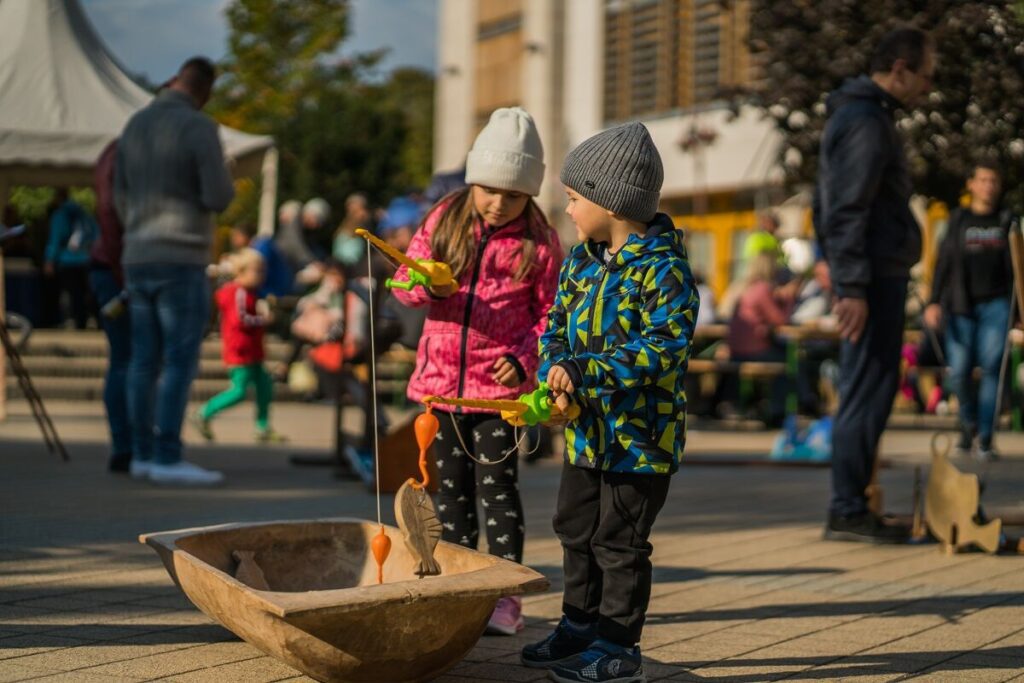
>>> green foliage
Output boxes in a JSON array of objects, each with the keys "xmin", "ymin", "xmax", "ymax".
[
  {"xmin": 212, "ymin": 0, "xmax": 351, "ymax": 134},
  {"xmin": 747, "ymin": 1, "xmax": 1024, "ymax": 210},
  {"xmin": 381, "ymin": 67, "xmax": 436, "ymax": 191},
  {"xmin": 9, "ymin": 187, "xmax": 95, "ymax": 223},
  {"xmin": 211, "ymin": 0, "xmax": 435, "ymax": 222}
]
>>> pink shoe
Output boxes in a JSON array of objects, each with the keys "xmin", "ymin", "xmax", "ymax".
[{"xmin": 485, "ymin": 596, "xmax": 524, "ymax": 635}]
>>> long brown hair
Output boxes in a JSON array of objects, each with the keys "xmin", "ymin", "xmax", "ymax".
[{"xmin": 426, "ymin": 186, "xmax": 551, "ymax": 282}]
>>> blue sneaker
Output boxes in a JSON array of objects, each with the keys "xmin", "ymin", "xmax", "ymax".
[
  {"xmin": 547, "ymin": 639, "xmax": 645, "ymax": 683},
  {"xmin": 521, "ymin": 617, "xmax": 596, "ymax": 668}
]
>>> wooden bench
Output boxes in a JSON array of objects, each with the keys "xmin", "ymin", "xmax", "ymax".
[{"xmin": 687, "ymin": 358, "xmax": 786, "ymax": 416}]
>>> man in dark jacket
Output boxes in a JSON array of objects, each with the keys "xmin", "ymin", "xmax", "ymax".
[
  {"xmin": 815, "ymin": 27, "xmax": 935, "ymax": 543},
  {"xmin": 925, "ymin": 163, "xmax": 1016, "ymax": 461}
]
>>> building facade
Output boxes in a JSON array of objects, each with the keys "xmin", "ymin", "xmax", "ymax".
[{"xmin": 434, "ymin": 0, "xmax": 787, "ymax": 297}]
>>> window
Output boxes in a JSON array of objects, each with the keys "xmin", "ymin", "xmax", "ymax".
[{"xmin": 603, "ymin": 0, "xmax": 758, "ymax": 122}]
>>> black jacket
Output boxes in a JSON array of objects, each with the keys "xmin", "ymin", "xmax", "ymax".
[
  {"xmin": 929, "ymin": 207, "xmax": 1016, "ymax": 316},
  {"xmin": 814, "ymin": 75, "xmax": 922, "ymax": 298}
]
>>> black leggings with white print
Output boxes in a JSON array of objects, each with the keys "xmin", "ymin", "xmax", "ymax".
[{"xmin": 433, "ymin": 410, "xmax": 524, "ymax": 563}]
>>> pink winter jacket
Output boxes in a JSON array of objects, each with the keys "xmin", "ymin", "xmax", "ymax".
[{"xmin": 393, "ymin": 202, "xmax": 563, "ymax": 412}]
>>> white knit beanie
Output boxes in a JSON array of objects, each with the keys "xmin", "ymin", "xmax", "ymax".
[{"xmin": 465, "ymin": 107, "xmax": 545, "ymax": 196}]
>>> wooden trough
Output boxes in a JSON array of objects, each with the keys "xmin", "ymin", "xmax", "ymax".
[{"xmin": 140, "ymin": 518, "xmax": 549, "ymax": 682}]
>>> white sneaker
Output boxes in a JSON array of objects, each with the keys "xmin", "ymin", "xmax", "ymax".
[
  {"xmin": 147, "ymin": 461, "xmax": 225, "ymax": 486},
  {"xmin": 130, "ymin": 460, "xmax": 152, "ymax": 480}
]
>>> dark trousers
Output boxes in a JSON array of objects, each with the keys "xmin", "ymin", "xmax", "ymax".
[
  {"xmin": 554, "ymin": 463, "xmax": 671, "ymax": 647},
  {"xmin": 831, "ymin": 278, "xmax": 907, "ymax": 517},
  {"xmin": 435, "ymin": 410, "xmax": 524, "ymax": 562},
  {"xmin": 89, "ymin": 269, "xmax": 132, "ymax": 459},
  {"xmin": 57, "ymin": 265, "xmax": 92, "ymax": 329}
]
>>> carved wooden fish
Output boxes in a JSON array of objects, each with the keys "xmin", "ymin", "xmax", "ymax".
[
  {"xmin": 232, "ymin": 550, "xmax": 270, "ymax": 590},
  {"xmin": 395, "ymin": 479, "xmax": 442, "ymax": 576}
]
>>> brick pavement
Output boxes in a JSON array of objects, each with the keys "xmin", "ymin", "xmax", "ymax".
[{"xmin": 1, "ymin": 401, "xmax": 1022, "ymax": 681}]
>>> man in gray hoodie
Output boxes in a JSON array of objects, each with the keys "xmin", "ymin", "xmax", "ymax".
[{"xmin": 115, "ymin": 57, "xmax": 234, "ymax": 486}]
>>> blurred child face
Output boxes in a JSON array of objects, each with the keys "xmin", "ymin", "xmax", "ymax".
[
  {"xmin": 472, "ymin": 185, "xmax": 529, "ymax": 227},
  {"xmin": 229, "ymin": 228, "xmax": 250, "ymax": 250},
  {"xmin": 324, "ymin": 269, "xmax": 345, "ymax": 292},
  {"xmin": 237, "ymin": 261, "xmax": 266, "ymax": 289},
  {"xmin": 564, "ymin": 186, "xmax": 612, "ymax": 243}
]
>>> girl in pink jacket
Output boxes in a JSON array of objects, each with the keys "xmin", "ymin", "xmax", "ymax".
[{"xmin": 393, "ymin": 107, "xmax": 562, "ymax": 635}]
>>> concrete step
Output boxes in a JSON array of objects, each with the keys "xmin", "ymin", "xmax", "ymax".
[
  {"xmin": 7, "ymin": 369, "xmax": 415, "ymax": 404},
  {"xmin": 21, "ymin": 330, "xmax": 293, "ymax": 361},
  {"xmin": 6, "ymin": 375, "xmax": 305, "ymax": 403},
  {"xmin": 6, "ymin": 330, "xmax": 418, "ymax": 405},
  {"xmin": 20, "ymin": 356, "xmax": 237, "ymax": 381},
  {"xmin": 17, "ymin": 354, "xmax": 416, "ymax": 382}
]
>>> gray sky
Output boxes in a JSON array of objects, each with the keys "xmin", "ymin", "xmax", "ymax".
[{"xmin": 80, "ymin": 0, "xmax": 438, "ymax": 82}]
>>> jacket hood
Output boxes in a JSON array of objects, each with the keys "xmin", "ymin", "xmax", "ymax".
[
  {"xmin": 825, "ymin": 75, "xmax": 901, "ymax": 118},
  {"xmin": 580, "ymin": 212, "xmax": 687, "ymax": 269}
]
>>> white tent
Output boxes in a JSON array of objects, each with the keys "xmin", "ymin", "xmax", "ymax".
[
  {"xmin": 0, "ymin": 0, "xmax": 278, "ymax": 232},
  {"xmin": 0, "ymin": 0, "xmax": 279, "ymax": 419}
]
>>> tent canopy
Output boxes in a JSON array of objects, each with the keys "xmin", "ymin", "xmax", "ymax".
[{"xmin": 0, "ymin": 0, "xmax": 274, "ymax": 188}]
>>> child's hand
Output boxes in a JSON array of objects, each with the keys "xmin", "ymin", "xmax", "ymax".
[
  {"xmin": 492, "ymin": 357, "xmax": 522, "ymax": 388},
  {"xmin": 545, "ymin": 392, "xmax": 573, "ymax": 426},
  {"xmin": 547, "ymin": 365, "xmax": 575, "ymax": 395},
  {"xmin": 256, "ymin": 300, "xmax": 274, "ymax": 323}
]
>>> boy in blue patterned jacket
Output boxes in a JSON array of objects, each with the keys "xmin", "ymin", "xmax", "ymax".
[{"xmin": 521, "ymin": 122, "xmax": 699, "ymax": 683}]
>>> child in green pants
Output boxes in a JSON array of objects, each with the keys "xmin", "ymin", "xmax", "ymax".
[{"xmin": 194, "ymin": 248, "xmax": 283, "ymax": 442}]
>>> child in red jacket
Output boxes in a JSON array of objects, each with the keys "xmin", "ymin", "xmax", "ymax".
[{"xmin": 194, "ymin": 248, "xmax": 283, "ymax": 442}]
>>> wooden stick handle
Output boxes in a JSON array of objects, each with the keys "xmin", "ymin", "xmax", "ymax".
[
  {"xmin": 355, "ymin": 228, "xmax": 432, "ymax": 278},
  {"xmin": 423, "ymin": 395, "xmax": 526, "ymax": 414}
]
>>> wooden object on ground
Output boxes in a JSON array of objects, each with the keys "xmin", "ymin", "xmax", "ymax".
[
  {"xmin": 140, "ymin": 519, "xmax": 548, "ymax": 683},
  {"xmin": 737, "ymin": 362, "xmax": 786, "ymax": 379},
  {"xmin": 395, "ymin": 481, "xmax": 442, "ymax": 576},
  {"xmin": 376, "ymin": 417, "xmax": 439, "ymax": 494},
  {"xmin": 232, "ymin": 550, "xmax": 270, "ymax": 590},
  {"xmin": 910, "ymin": 466, "xmax": 927, "ymax": 542},
  {"xmin": 925, "ymin": 436, "xmax": 1002, "ymax": 554}
]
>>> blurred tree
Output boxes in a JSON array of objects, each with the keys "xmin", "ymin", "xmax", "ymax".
[
  {"xmin": 286, "ymin": 63, "xmax": 408, "ymax": 210},
  {"xmin": 379, "ymin": 67, "xmax": 436, "ymax": 191},
  {"xmin": 744, "ymin": 1, "xmax": 1024, "ymax": 210},
  {"xmin": 9, "ymin": 187, "xmax": 95, "ymax": 224},
  {"xmin": 212, "ymin": 0, "xmax": 434, "ymax": 226},
  {"xmin": 212, "ymin": 0, "xmax": 351, "ymax": 134}
]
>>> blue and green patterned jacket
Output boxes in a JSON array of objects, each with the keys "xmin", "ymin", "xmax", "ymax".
[{"xmin": 539, "ymin": 213, "xmax": 699, "ymax": 475}]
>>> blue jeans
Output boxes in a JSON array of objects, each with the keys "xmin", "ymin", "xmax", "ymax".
[
  {"xmin": 945, "ymin": 297, "xmax": 1011, "ymax": 446},
  {"xmin": 88, "ymin": 269, "xmax": 132, "ymax": 458},
  {"xmin": 125, "ymin": 264, "xmax": 210, "ymax": 465}
]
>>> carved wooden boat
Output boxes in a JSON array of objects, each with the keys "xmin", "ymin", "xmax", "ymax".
[{"xmin": 140, "ymin": 518, "xmax": 548, "ymax": 682}]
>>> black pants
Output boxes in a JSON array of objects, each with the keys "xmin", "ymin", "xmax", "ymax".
[
  {"xmin": 434, "ymin": 410, "xmax": 524, "ymax": 562},
  {"xmin": 57, "ymin": 265, "xmax": 92, "ymax": 329},
  {"xmin": 554, "ymin": 463, "xmax": 671, "ymax": 647},
  {"xmin": 831, "ymin": 278, "xmax": 907, "ymax": 517}
]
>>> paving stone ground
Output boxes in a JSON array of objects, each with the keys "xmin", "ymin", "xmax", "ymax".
[{"xmin": 1, "ymin": 400, "xmax": 1023, "ymax": 682}]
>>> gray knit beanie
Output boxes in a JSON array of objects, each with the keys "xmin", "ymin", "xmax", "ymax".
[
  {"xmin": 465, "ymin": 107, "xmax": 545, "ymax": 196},
  {"xmin": 560, "ymin": 122, "xmax": 664, "ymax": 223}
]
